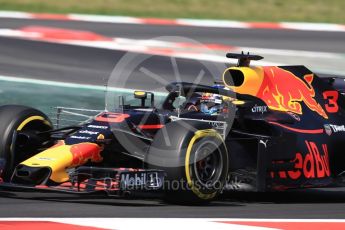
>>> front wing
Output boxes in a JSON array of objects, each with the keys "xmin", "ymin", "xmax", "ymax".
[{"xmin": 0, "ymin": 166, "xmax": 165, "ymax": 197}]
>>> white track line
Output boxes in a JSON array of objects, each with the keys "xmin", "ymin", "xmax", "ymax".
[{"xmin": 0, "ymin": 75, "xmax": 167, "ymax": 96}]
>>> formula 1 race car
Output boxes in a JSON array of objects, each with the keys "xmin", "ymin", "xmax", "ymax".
[{"xmin": 1, "ymin": 52, "xmax": 345, "ymax": 203}]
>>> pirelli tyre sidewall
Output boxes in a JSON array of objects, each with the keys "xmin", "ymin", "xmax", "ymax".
[
  {"xmin": 0, "ymin": 105, "xmax": 52, "ymax": 180},
  {"xmin": 147, "ymin": 120, "xmax": 229, "ymax": 203}
]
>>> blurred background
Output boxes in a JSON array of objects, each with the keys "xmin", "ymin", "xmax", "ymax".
[{"xmin": 1, "ymin": 0, "xmax": 344, "ymax": 22}]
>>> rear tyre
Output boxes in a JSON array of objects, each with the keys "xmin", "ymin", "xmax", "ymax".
[
  {"xmin": 0, "ymin": 105, "xmax": 52, "ymax": 181},
  {"xmin": 147, "ymin": 120, "xmax": 228, "ymax": 204}
]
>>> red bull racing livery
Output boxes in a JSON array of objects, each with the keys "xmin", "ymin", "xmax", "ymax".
[{"xmin": 1, "ymin": 52, "xmax": 345, "ymax": 203}]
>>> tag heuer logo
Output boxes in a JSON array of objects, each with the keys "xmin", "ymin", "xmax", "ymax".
[{"xmin": 324, "ymin": 124, "xmax": 332, "ymax": 136}]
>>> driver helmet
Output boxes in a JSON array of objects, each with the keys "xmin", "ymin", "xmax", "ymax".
[{"xmin": 200, "ymin": 93, "xmax": 222, "ymax": 115}]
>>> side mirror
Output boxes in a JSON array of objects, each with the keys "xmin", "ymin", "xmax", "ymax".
[
  {"xmin": 134, "ymin": 91, "xmax": 147, "ymax": 99},
  {"xmin": 134, "ymin": 91, "xmax": 154, "ymax": 107}
]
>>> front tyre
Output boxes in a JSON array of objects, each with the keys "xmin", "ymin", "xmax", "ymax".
[{"xmin": 0, "ymin": 105, "xmax": 52, "ymax": 181}]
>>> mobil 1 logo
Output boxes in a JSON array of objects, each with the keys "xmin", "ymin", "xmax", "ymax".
[{"xmin": 120, "ymin": 171, "xmax": 164, "ymax": 190}]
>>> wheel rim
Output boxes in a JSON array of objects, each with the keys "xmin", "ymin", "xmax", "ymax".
[
  {"xmin": 193, "ymin": 140, "xmax": 223, "ymax": 188},
  {"xmin": 11, "ymin": 117, "xmax": 52, "ymax": 172}
]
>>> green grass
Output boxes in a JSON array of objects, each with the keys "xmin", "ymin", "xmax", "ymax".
[{"xmin": 0, "ymin": 0, "xmax": 344, "ymax": 23}]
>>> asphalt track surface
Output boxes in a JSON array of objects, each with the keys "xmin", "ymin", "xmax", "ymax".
[
  {"xmin": 1, "ymin": 188, "xmax": 345, "ymax": 218},
  {"xmin": 0, "ymin": 36, "xmax": 222, "ymax": 90},
  {"xmin": 1, "ymin": 17, "xmax": 345, "ymax": 218}
]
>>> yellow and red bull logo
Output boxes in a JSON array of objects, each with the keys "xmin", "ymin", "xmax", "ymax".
[
  {"xmin": 223, "ymin": 66, "xmax": 328, "ymax": 118},
  {"xmin": 19, "ymin": 141, "xmax": 102, "ymax": 183},
  {"xmin": 259, "ymin": 67, "xmax": 327, "ymax": 118}
]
